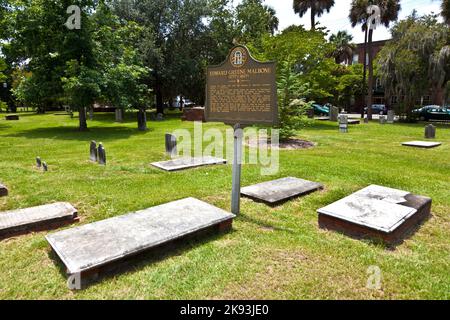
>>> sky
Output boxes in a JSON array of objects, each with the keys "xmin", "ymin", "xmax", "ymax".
[{"xmin": 232, "ymin": 0, "xmax": 443, "ymax": 43}]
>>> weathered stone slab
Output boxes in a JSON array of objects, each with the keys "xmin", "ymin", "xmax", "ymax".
[
  {"xmin": 241, "ymin": 177, "xmax": 323, "ymax": 205},
  {"xmin": 387, "ymin": 110, "xmax": 395, "ymax": 124},
  {"xmin": 0, "ymin": 183, "xmax": 8, "ymax": 197},
  {"xmin": 46, "ymin": 198, "xmax": 235, "ymax": 275},
  {"xmin": 5, "ymin": 114, "xmax": 19, "ymax": 121},
  {"xmin": 0, "ymin": 202, "xmax": 78, "ymax": 240},
  {"xmin": 348, "ymin": 119, "xmax": 360, "ymax": 125},
  {"xmin": 318, "ymin": 185, "xmax": 431, "ymax": 245},
  {"xmin": 425, "ymin": 124, "xmax": 436, "ymax": 139},
  {"xmin": 402, "ymin": 141, "xmax": 442, "ymax": 148},
  {"xmin": 151, "ymin": 156, "xmax": 227, "ymax": 172}
]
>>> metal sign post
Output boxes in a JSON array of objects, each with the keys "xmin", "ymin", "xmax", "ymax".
[
  {"xmin": 205, "ymin": 45, "xmax": 278, "ymax": 216},
  {"xmin": 231, "ymin": 124, "xmax": 243, "ymax": 215}
]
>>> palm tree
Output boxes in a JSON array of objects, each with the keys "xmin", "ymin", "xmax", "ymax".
[
  {"xmin": 265, "ymin": 6, "xmax": 279, "ymax": 35},
  {"xmin": 330, "ymin": 31, "xmax": 355, "ymax": 64},
  {"xmin": 349, "ymin": 0, "xmax": 401, "ymax": 120},
  {"xmin": 443, "ymin": 0, "xmax": 450, "ymax": 25},
  {"xmin": 293, "ymin": 0, "xmax": 335, "ymax": 30}
]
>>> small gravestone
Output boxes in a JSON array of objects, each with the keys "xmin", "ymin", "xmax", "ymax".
[
  {"xmin": 387, "ymin": 110, "xmax": 395, "ymax": 124},
  {"xmin": 425, "ymin": 124, "xmax": 436, "ymax": 139},
  {"xmin": 156, "ymin": 113, "xmax": 164, "ymax": 121},
  {"xmin": 115, "ymin": 109, "xmax": 123, "ymax": 122},
  {"xmin": 241, "ymin": 177, "xmax": 323, "ymax": 205},
  {"xmin": 90, "ymin": 141, "xmax": 98, "ymax": 162},
  {"xmin": 151, "ymin": 156, "xmax": 226, "ymax": 172},
  {"xmin": 379, "ymin": 116, "xmax": 387, "ymax": 124},
  {"xmin": 165, "ymin": 134, "xmax": 177, "ymax": 157},
  {"xmin": 36, "ymin": 157, "xmax": 42, "ymax": 168},
  {"xmin": 46, "ymin": 198, "xmax": 235, "ymax": 279},
  {"xmin": 0, "ymin": 183, "xmax": 8, "ymax": 197},
  {"xmin": 329, "ymin": 106, "xmax": 339, "ymax": 122},
  {"xmin": 364, "ymin": 117, "xmax": 369, "ymax": 124},
  {"xmin": 0, "ymin": 202, "xmax": 78, "ymax": 240},
  {"xmin": 98, "ymin": 143, "xmax": 106, "ymax": 165},
  {"xmin": 307, "ymin": 108, "xmax": 314, "ymax": 119},
  {"xmin": 402, "ymin": 141, "xmax": 441, "ymax": 149},
  {"xmin": 338, "ymin": 115, "xmax": 349, "ymax": 133},
  {"xmin": 89, "ymin": 108, "xmax": 94, "ymax": 120},
  {"xmin": 42, "ymin": 162, "xmax": 48, "ymax": 172},
  {"xmin": 5, "ymin": 114, "xmax": 19, "ymax": 121},
  {"xmin": 318, "ymin": 185, "xmax": 432, "ymax": 245}
]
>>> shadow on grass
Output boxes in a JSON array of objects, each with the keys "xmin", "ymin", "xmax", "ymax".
[
  {"xmin": 48, "ymin": 225, "xmax": 236, "ymax": 290},
  {"xmin": 4, "ymin": 125, "xmax": 153, "ymax": 141}
]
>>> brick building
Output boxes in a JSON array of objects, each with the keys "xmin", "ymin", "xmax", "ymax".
[{"xmin": 350, "ymin": 39, "xmax": 446, "ymax": 113}]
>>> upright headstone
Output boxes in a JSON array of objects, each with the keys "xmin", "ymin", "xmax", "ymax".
[
  {"xmin": 338, "ymin": 114, "xmax": 349, "ymax": 133},
  {"xmin": 115, "ymin": 109, "xmax": 123, "ymax": 122},
  {"xmin": 387, "ymin": 110, "xmax": 395, "ymax": 124},
  {"xmin": 364, "ymin": 117, "xmax": 369, "ymax": 124},
  {"xmin": 379, "ymin": 116, "xmax": 387, "ymax": 125},
  {"xmin": 165, "ymin": 134, "xmax": 177, "ymax": 158},
  {"xmin": 98, "ymin": 143, "xmax": 106, "ymax": 165},
  {"xmin": 307, "ymin": 108, "xmax": 314, "ymax": 119},
  {"xmin": 90, "ymin": 141, "xmax": 98, "ymax": 162},
  {"xmin": 330, "ymin": 106, "xmax": 339, "ymax": 122},
  {"xmin": 36, "ymin": 157, "xmax": 42, "ymax": 168},
  {"xmin": 89, "ymin": 107, "xmax": 94, "ymax": 121},
  {"xmin": 156, "ymin": 113, "xmax": 164, "ymax": 121},
  {"xmin": 42, "ymin": 162, "xmax": 48, "ymax": 172},
  {"xmin": 425, "ymin": 124, "xmax": 436, "ymax": 139}
]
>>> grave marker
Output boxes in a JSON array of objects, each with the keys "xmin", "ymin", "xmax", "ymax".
[
  {"xmin": 402, "ymin": 141, "xmax": 441, "ymax": 148},
  {"xmin": 42, "ymin": 162, "xmax": 48, "ymax": 172},
  {"xmin": 425, "ymin": 124, "xmax": 436, "ymax": 139},
  {"xmin": 387, "ymin": 110, "xmax": 395, "ymax": 124},
  {"xmin": 98, "ymin": 143, "xmax": 106, "ymax": 165},
  {"xmin": 90, "ymin": 141, "xmax": 98, "ymax": 162},
  {"xmin": 338, "ymin": 114, "xmax": 349, "ymax": 133},
  {"xmin": 151, "ymin": 156, "xmax": 226, "ymax": 172},
  {"xmin": 36, "ymin": 157, "xmax": 42, "ymax": 168},
  {"xmin": 165, "ymin": 134, "xmax": 177, "ymax": 158},
  {"xmin": 46, "ymin": 198, "xmax": 235, "ymax": 280},
  {"xmin": 317, "ymin": 185, "xmax": 431, "ymax": 245},
  {"xmin": 379, "ymin": 116, "xmax": 387, "ymax": 124},
  {"xmin": 0, "ymin": 183, "xmax": 8, "ymax": 197},
  {"xmin": 0, "ymin": 202, "xmax": 78, "ymax": 240},
  {"xmin": 329, "ymin": 106, "xmax": 339, "ymax": 122},
  {"xmin": 241, "ymin": 177, "xmax": 323, "ymax": 205}
]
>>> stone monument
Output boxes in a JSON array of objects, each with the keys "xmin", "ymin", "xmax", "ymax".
[
  {"xmin": 425, "ymin": 124, "xmax": 436, "ymax": 139},
  {"xmin": 387, "ymin": 110, "xmax": 395, "ymax": 124},
  {"xmin": 90, "ymin": 141, "xmax": 98, "ymax": 162},
  {"xmin": 98, "ymin": 143, "xmax": 106, "ymax": 165},
  {"xmin": 338, "ymin": 114, "xmax": 349, "ymax": 133},
  {"xmin": 165, "ymin": 134, "xmax": 177, "ymax": 158}
]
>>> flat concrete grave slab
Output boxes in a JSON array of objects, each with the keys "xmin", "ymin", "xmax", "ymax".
[
  {"xmin": 318, "ymin": 185, "xmax": 432, "ymax": 245},
  {"xmin": 402, "ymin": 141, "xmax": 442, "ymax": 148},
  {"xmin": 0, "ymin": 183, "xmax": 7, "ymax": 197},
  {"xmin": 348, "ymin": 119, "xmax": 360, "ymax": 125},
  {"xmin": 241, "ymin": 177, "xmax": 324, "ymax": 205},
  {"xmin": 46, "ymin": 198, "xmax": 235, "ymax": 276},
  {"xmin": 151, "ymin": 156, "xmax": 227, "ymax": 172},
  {"xmin": 0, "ymin": 202, "xmax": 78, "ymax": 240}
]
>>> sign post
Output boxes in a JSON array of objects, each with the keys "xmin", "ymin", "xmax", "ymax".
[{"xmin": 205, "ymin": 45, "xmax": 278, "ymax": 215}]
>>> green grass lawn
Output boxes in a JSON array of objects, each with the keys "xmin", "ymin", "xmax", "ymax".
[{"xmin": 0, "ymin": 112, "xmax": 449, "ymax": 300}]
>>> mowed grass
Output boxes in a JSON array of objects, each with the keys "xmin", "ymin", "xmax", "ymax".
[{"xmin": 0, "ymin": 112, "xmax": 449, "ymax": 300}]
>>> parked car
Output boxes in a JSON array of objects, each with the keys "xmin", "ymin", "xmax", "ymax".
[
  {"xmin": 169, "ymin": 96, "xmax": 196, "ymax": 109},
  {"xmin": 364, "ymin": 104, "xmax": 387, "ymax": 115},
  {"xmin": 412, "ymin": 105, "xmax": 450, "ymax": 121},
  {"xmin": 312, "ymin": 103, "xmax": 330, "ymax": 116}
]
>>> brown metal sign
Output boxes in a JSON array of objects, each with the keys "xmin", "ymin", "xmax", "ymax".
[{"xmin": 205, "ymin": 45, "xmax": 278, "ymax": 126}]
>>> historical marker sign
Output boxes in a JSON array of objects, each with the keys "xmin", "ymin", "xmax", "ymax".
[{"xmin": 205, "ymin": 45, "xmax": 278, "ymax": 126}]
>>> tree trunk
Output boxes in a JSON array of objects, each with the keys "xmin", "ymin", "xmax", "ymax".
[
  {"xmin": 311, "ymin": 8, "xmax": 316, "ymax": 31},
  {"xmin": 78, "ymin": 106, "xmax": 88, "ymax": 131},
  {"xmin": 137, "ymin": 108, "xmax": 147, "ymax": 131},
  {"xmin": 367, "ymin": 29, "xmax": 374, "ymax": 121},
  {"xmin": 155, "ymin": 71, "xmax": 164, "ymax": 115},
  {"xmin": 361, "ymin": 27, "xmax": 368, "ymax": 119}
]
